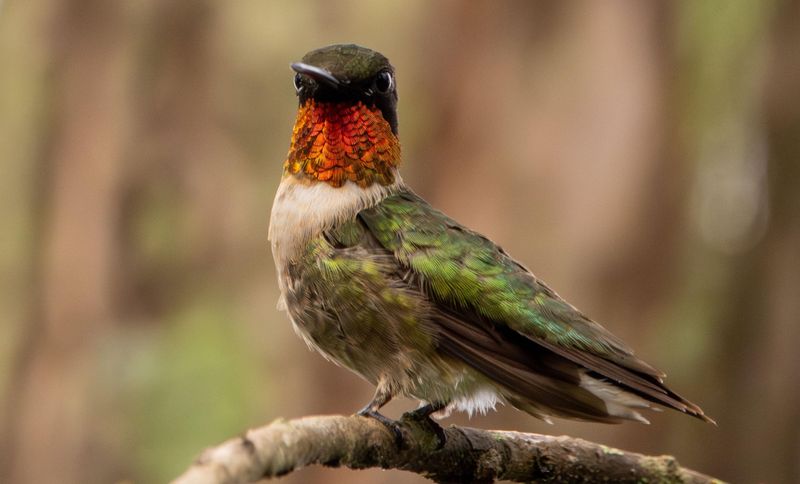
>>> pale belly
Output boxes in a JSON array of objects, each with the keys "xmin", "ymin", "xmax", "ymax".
[{"xmin": 278, "ymin": 235, "xmax": 500, "ymax": 415}]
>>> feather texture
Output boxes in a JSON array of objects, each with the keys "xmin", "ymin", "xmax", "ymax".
[{"xmin": 272, "ymin": 185, "xmax": 713, "ymax": 424}]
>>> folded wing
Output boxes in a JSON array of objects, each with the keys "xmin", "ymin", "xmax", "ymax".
[{"xmin": 359, "ymin": 190, "xmax": 713, "ymax": 423}]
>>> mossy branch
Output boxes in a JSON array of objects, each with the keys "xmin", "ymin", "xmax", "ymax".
[{"xmin": 172, "ymin": 414, "xmax": 721, "ymax": 483}]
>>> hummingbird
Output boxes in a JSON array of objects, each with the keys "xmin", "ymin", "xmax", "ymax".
[{"xmin": 269, "ymin": 44, "xmax": 713, "ymax": 434}]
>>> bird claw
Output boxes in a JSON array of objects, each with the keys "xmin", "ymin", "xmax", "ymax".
[
  {"xmin": 356, "ymin": 408, "xmax": 405, "ymax": 447},
  {"xmin": 402, "ymin": 406, "xmax": 447, "ymax": 449}
]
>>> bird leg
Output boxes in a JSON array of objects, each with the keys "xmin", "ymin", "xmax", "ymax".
[
  {"xmin": 355, "ymin": 385, "xmax": 403, "ymax": 446},
  {"xmin": 403, "ymin": 401, "xmax": 448, "ymax": 448}
]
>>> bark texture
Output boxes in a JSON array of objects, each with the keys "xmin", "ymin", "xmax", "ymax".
[{"xmin": 173, "ymin": 415, "xmax": 720, "ymax": 484}]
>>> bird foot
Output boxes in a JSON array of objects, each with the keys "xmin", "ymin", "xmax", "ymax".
[
  {"xmin": 401, "ymin": 405, "xmax": 448, "ymax": 449},
  {"xmin": 356, "ymin": 408, "xmax": 404, "ymax": 447}
]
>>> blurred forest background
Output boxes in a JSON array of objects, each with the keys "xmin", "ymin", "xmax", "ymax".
[{"xmin": 1, "ymin": 1, "xmax": 798, "ymax": 483}]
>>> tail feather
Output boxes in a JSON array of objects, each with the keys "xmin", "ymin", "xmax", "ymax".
[
  {"xmin": 435, "ymin": 312, "xmax": 715, "ymax": 424},
  {"xmin": 536, "ymin": 338, "xmax": 715, "ymax": 424}
]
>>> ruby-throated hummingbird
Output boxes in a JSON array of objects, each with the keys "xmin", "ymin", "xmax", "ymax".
[{"xmin": 269, "ymin": 44, "xmax": 713, "ymax": 431}]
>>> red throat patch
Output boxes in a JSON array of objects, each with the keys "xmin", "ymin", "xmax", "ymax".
[{"xmin": 284, "ymin": 100, "xmax": 401, "ymax": 187}]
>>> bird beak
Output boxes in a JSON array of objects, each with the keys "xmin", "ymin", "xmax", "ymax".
[{"xmin": 291, "ymin": 62, "xmax": 341, "ymax": 88}]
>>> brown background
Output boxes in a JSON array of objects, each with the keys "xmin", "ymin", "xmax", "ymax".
[{"xmin": 1, "ymin": 1, "xmax": 798, "ymax": 483}]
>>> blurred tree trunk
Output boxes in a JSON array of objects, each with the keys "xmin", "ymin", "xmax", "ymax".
[
  {"xmin": 1, "ymin": 1, "xmax": 133, "ymax": 483},
  {"xmin": 119, "ymin": 0, "xmax": 237, "ymax": 310},
  {"xmin": 708, "ymin": 1, "xmax": 800, "ymax": 481}
]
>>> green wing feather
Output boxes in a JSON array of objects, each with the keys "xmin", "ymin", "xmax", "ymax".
[{"xmin": 359, "ymin": 189, "xmax": 712, "ymax": 423}]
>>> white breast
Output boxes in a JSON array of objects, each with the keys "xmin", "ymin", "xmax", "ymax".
[{"xmin": 268, "ymin": 173, "xmax": 403, "ymax": 276}]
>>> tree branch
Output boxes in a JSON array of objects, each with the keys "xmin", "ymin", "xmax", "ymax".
[{"xmin": 172, "ymin": 414, "xmax": 721, "ymax": 483}]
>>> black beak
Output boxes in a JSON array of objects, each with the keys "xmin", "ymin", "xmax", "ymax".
[{"xmin": 291, "ymin": 62, "xmax": 341, "ymax": 88}]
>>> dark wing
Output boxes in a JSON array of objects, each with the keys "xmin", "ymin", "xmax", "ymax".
[{"xmin": 359, "ymin": 189, "xmax": 713, "ymax": 423}]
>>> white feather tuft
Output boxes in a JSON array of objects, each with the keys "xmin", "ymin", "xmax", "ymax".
[
  {"xmin": 579, "ymin": 372, "xmax": 653, "ymax": 423},
  {"xmin": 451, "ymin": 389, "xmax": 502, "ymax": 418}
]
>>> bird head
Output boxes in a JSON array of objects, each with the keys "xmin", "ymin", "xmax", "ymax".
[{"xmin": 284, "ymin": 44, "xmax": 401, "ymax": 188}]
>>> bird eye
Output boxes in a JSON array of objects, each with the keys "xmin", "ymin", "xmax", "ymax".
[
  {"xmin": 293, "ymin": 73, "xmax": 303, "ymax": 92},
  {"xmin": 375, "ymin": 71, "xmax": 393, "ymax": 93}
]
